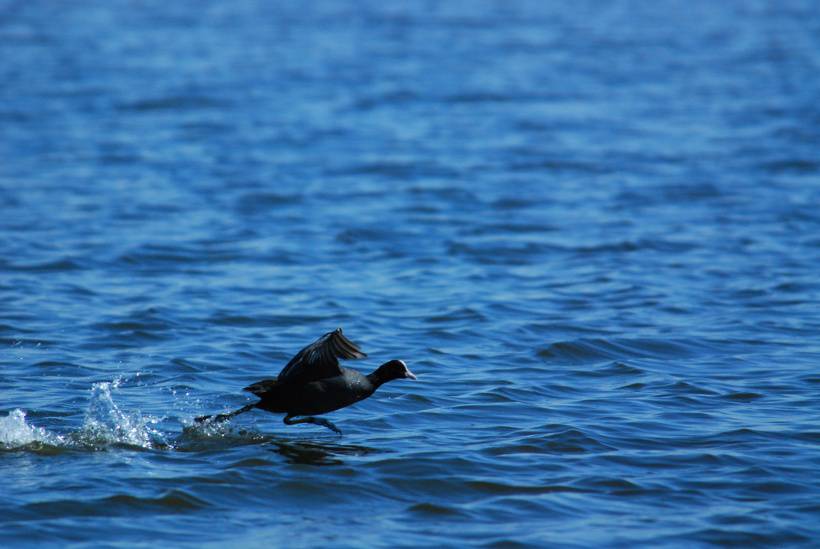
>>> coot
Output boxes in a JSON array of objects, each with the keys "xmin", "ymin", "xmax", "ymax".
[{"xmin": 195, "ymin": 328, "xmax": 416, "ymax": 434}]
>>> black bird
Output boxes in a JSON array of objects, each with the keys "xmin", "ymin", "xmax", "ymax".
[{"xmin": 195, "ymin": 328, "xmax": 416, "ymax": 434}]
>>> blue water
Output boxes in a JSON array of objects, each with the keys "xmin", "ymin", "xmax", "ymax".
[{"xmin": 2, "ymin": 1, "xmax": 820, "ymax": 546}]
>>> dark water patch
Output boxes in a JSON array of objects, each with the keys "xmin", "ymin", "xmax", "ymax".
[
  {"xmin": 234, "ymin": 192, "xmax": 303, "ymax": 215},
  {"xmin": 426, "ymin": 307, "xmax": 487, "ymax": 324},
  {"xmin": 79, "ymin": 329, "xmax": 169, "ymax": 348},
  {"xmin": 447, "ymin": 241, "xmax": 559, "ymax": 265},
  {"xmin": 489, "ymin": 197, "xmax": 537, "ymax": 210},
  {"xmin": 607, "ymin": 427, "xmax": 795, "ymax": 454},
  {"xmin": 0, "ymin": 110, "xmax": 34, "ymax": 123},
  {"xmin": 118, "ymin": 95, "xmax": 230, "ymax": 112},
  {"xmin": 661, "ymin": 182, "xmax": 724, "ymax": 201},
  {"xmin": 442, "ymin": 91, "xmax": 556, "ymax": 104},
  {"xmin": 580, "ymin": 476, "xmax": 645, "ymax": 495},
  {"xmin": 800, "ymin": 374, "xmax": 820, "ymax": 385},
  {"xmin": 507, "ymin": 157, "xmax": 612, "ymax": 175},
  {"xmin": 538, "ymin": 337, "xmax": 700, "ymax": 364},
  {"xmin": 92, "ymin": 318, "xmax": 178, "ymax": 334},
  {"xmin": 22, "ymin": 490, "xmax": 208, "ymax": 519},
  {"xmin": 772, "ymin": 281, "xmax": 819, "ymax": 294},
  {"xmin": 760, "ymin": 158, "xmax": 819, "ymax": 174},
  {"xmin": 407, "ymin": 502, "xmax": 466, "ymax": 517},
  {"xmin": 0, "ymin": 258, "xmax": 83, "ymax": 273},
  {"xmin": 398, "ymin": 392, "xmax": 434, "ymax": 405},
  {"xmin": 484, "ymin": 538, "xmax": 543, "ymax": 549},
  {"xmin": 600, "ymin": 451, "xmax": 750, "ymax": 474},
  {"xmin": 570, "ymin": 361, "xmax": 645, "ymax": 377},
  {"xmin": 399, "ymin": 202, "xmax": 442, "ymax": 214},
  {"xmin": 485, "ymin": 427, "xmax": 615, "ymax": 456},
  {"xmin": 659, "ymin": 380, "xmax": 720, "ymax": 397},
  {"xmin": 407, "ymin": 186, "xmax": 479, "ymax": 202},
  {"xmin": 791, "ymin": 431, "xmax": 820, "ymax": 444},
  {"xmin": 118, "ymin": 243, "xmax": 242, "ymax": 267},
  {"xmin": 571, "ymin": 238, "xmax": 697, "ymax": 255},
  {"xmin": 60, "ymin": 283, "xmax": 98, "ymax": 297},
  {"xmin": 1, "ymin": 337, "xmax": 55, "ymax": 346},
  {"xmin": 168, "ymin": 357, "xmax": 208, "ymax": 372},
  {"xmin": 536, "ymin": 428, "xmax": 616, "ymax": 454},
  {"xmin": 98, "ymin": 151, "xmax": 142, "ymax": 166},
  {"xmin": 326, "ymin": 161, "xmax": 459, "ymax": 179},
  {"xmin": 721, "ymin": 392, "xmax": 764, "ymax": 402},
  {"xmin": 335, "ymin": 227, "xmax": 419, "ymax": 246},
  {"xmin": 177, "ymin": 120, "xmax": 234, "ymax": 139},
  {"xmin": 207, "ymin": 312, "xmax": 328, "ymax": 327},
  {"xmin": 349, "ymin": 90, "xmax": 420, "ymax": 111},
  {"xmin": 467, "ymin": 221, "xmax": 558, "ymax": 236},
  {"xmin": 678, "ymin": 528, "xmax": 811, "ymax": 547},
  {"xmin": 0, "ymin": 323, "xmax": 29, "ymax": 333},
  {"xmin": 465, "ymin": 480, "xmax": 586, "ymax": 496},
  {"xmin": 469, "ymin": 389, "xmax": 518, "ymax": 404},
  {"xmin": 32, "ymin": 360, "xmax": 91, "ymax": 375},
  {"xmin": 227, "ymin": 457, "xmax": 276, "ymax": 468},
  {"xmin": 742, "ymin": 480, "xmax": 811, "ymax": 496}
]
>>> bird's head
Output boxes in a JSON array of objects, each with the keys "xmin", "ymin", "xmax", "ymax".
[{"xmin": 375, "ymin": 359, "xmax": 417, "ymax": 383}]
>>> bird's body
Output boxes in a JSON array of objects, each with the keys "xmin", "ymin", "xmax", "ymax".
[
  {"xmin": 196, "ymin": 328, "xmax": 415, "ymax": 434},
  {"xmin": 246, "ymin": 368, "xmax": 374, "ymax": 416}
]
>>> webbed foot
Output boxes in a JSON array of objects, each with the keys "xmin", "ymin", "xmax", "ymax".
[
  {"xmin": 284, "ymin": 415, "xmax": 342, "ymax": 435},
  {"xmin": 195, "ymin": 412, "xmax": 231, "ymax": 423}
]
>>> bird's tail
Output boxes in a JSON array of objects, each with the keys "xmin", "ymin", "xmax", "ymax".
[{"xmin": 195, "ymin": 403, "xmax": 256, "ymax": 424}]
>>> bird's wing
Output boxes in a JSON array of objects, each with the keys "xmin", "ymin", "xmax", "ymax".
[{"xmin": 276, "ymin": 328, "xmax": 367, "ymax": 384}]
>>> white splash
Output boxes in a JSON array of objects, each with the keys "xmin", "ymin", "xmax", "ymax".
[
  {"xmin": 2, "ymin": 378, "xmax": 169, "ymax": 451},
  {"xmin": 78, "ymin": 379, "xmax": 168, "ymax": 449},
  {"xmin": 0, "ymin": 409, "xmax": 64, "ymax": 449}
]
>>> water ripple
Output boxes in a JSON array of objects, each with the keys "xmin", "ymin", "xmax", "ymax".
[{"xmin": 2, "ymin": 0, "xmax": 820, "ymax": 547}]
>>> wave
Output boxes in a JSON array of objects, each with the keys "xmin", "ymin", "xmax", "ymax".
[{"xmin": 537, "ymin": 337, "xmax": 711, "ymax": 364}]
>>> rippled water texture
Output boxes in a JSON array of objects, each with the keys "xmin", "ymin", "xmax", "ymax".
[{"xmin": 2, "ymin": 1, "xmax": 820, "ymax": 547}]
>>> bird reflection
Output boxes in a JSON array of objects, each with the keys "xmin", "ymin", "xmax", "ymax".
[{"xmin": 267, "ymin": 439, "xmax": 381, "ymax": 466}]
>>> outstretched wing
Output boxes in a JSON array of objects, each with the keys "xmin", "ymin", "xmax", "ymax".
[{"xmin": 276, "ymin": 328, "xmax": 367, "ymax": 384}]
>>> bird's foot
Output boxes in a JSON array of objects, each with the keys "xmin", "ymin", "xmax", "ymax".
[
  {"xmin": 284, "ymin": 415, "xmax": 342, "ymax": 435},
  {"xmin": 308, "ymin": 417, "xmax": 343, "ymax": 435},
  {"xmin": 194, "ymin": 413, "xmax": 227, "ymax": 424}
]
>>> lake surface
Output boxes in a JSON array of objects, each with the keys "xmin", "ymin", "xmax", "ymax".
[{"xmin": 2, "ymin": 1, "xmax": 820, "ymax": 546}]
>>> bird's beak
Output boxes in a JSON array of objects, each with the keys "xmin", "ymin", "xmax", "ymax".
[{"xmin": 398, "ymin": 360, "xmax": 417, "ymax": 380}]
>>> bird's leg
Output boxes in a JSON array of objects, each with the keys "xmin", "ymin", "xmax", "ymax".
[
  {"xmin": 195, "ymin": 403, "xmax": 256, "ymax": 424},
  {"xmin": 283, "ymin": 415, "xmax": 342, "ymax": 435}
]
